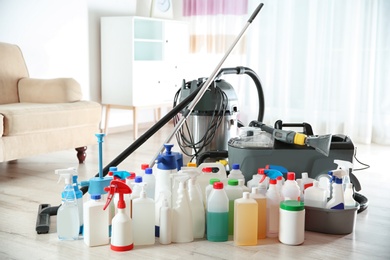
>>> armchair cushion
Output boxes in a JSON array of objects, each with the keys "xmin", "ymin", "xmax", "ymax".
[{"xmin": 18, "ymin": 77, "xmax": 82, "ymax": 103}]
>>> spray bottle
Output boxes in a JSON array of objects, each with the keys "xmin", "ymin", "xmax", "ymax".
[
  {"xmin": 104, "ymin": 180, "xmax": 133, "ymax": 251},
  {"xmin": 326, "ymin": 160, "xmax": 352, "ymax": 209},
  {"xmin": 132, "ymin": 184, "xmax": 155, "ymax": 246},
  {"xmin": 171, "ymin": 177, "xmax": 193, "ymax": 243},
  {"xmin": 56, "ymin": 169, "xmax": 80, "ymax": 240},
  {"xmin": 67, "ymin": 168, "xmax": 83, "ymax": 235}
]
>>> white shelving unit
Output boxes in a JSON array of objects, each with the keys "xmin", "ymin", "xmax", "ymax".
[{"xmin": 100, "ymin": 16, "xmax": 189, "ymax": 138}]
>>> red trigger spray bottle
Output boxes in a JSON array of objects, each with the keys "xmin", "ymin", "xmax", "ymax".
[{"xmin": 104, "ymin": 180, "xmax": 133, "ymax": 251}]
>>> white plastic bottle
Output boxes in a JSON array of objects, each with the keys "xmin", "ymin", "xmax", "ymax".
[
  {"xmin": 265, "ymin": 179, "xmax": 282, "ymax": 238},
  {"xmin": 250, "ymin": 187, "xmax": 267, "ymax": 239},
  {"xmin": 132, "ymin": 185, "xmax": 155, "ymax": 246},
  {"xmin": 225, "ymin": 179, "xmax": 243, "ymax": 235},
  {"xmin": 83, "ymin": 194, "xmax": 109, "ymax": 246},
  {"xmin": 56, "ymin": 171, "xmax": 79, "ymax": 241},
  {"xmin": 303, "ymin": 180, "xmax": 327, "ymax": 208},
  {"xmin": 279, "ymin": 200, "xmax": 305, "ymax": 245},
  {"xmin": 234, "ymin": 192, "xmax": 258, "ymax": 246},
  {"xmin": 276, "ymin": 175, "xmax": 284, "ymax": 195},
  {"xmin": 159, "ymin": 198, "xmax": 172, "ymax": 245},
  {"xmin": 281, "ymin": 172, "xmax": 301, "ymax": 201},
  {"xmin": 228, "ymin": 163, "xmax": 245, "ymax": 182},
  {"xmin": 143, "ymin": 167, "xmax": 155, "ymax": 200},
  {"xmin": 171, "ymin": 179, "xmax": 193, "ymax": 243},
  {"xmin": 207, "ymin": 182, "xmax": 229, "ymax": 242},
  {"xmin": 131, "ymin": 176, "xmax": 143, "ymax": 200}
]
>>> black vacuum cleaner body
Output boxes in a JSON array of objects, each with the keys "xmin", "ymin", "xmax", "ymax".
[{"xmin": 227, "ymin": 122, "xmax": 358, "ymax": 189}]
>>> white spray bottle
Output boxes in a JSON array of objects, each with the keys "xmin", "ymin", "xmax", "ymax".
[
  {"xmin": 104, "ymin": 180, "xmax": 133, "ymax": 251},
  {"xmin": 326, "ymin": 170, "xmax": 346, "ymax": 209},
  {"xmin": 56, "ymin": 169, "xmax": 80, "ymax": 240}
]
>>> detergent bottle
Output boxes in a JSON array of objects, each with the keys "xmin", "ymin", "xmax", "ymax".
[
  {"xmin": 188, "ymin": 177, "xmax": 205, "ymax": 239},
  {"xmin": 132, "ymin": 184, "xmax": 155, "ymax": 246},
  {"xmin": 171, "ymin": 166, "xmax": 201, "ymax": 208},
  {"xmin": 83, "ymin": 194, "xmax": 109, "ymax": 247},
  {"xmin": 171, "ymin": 177, "xmax": 193, "ymax": 243},
  {"xmin": 234, "ymin": 192, "xmax": 258, "ymax": 246},
  {"xmin": 56, "ymin": 169, "xmax": 80, "ymax": 240},
  {"xmin": 250, "ymin": 187, "xmax": 267, "ymax": 239},
  {"xmin": 103, "ymin": 180, "xmax": 133, "ymax": 251},
  {"xmin": 281, "ymin": 172, "xmax": 301, "ymax": 201},
  {"xmin": 159, "ymin": 197, "xmax": 172, "ymax": 245},
  {"xmin": 112, "ymin": 171, "xmax": 131, "ymax": 218},
  {"xmin": 207, "ymin": 182, "xmax": 229, "ymax": 242},
  {"xmin": 344, "ymin": 183, "xmax": 356, "ymax": 208},
  {"xmin": 333, "ymin": 159, "xmax": 354, "ymax": 189}
]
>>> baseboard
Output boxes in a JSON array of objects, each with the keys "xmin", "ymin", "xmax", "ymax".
[{"xmin": 103, "ymin": 121, "xmax": 173, "ymax": 134}]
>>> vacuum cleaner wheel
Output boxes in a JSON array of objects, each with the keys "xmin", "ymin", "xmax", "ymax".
[{"xmin": 354, "ymin": 192, "xmax": 369, "ymax": 213}]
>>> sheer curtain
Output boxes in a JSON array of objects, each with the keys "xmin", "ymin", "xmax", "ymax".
[
  {"xmin": 183, "ymin": 0, "xmax": 390, "ymax": 145},
  {"xmin": 246, "ymin": 0, "xmax": 390, "ymax": 145}
]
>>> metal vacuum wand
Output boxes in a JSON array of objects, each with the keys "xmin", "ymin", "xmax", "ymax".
[{"xmin": 149, "ymin": 3, "xmax": 265, "ymax": 167}]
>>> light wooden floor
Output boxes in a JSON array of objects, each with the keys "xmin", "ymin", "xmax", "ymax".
[{"xmin": 1, "ymin": 124, "xmax": 389, "ymax": 260}]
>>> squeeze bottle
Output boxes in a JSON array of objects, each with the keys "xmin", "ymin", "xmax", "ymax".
[
  {"xmin": 281, "ymin": 172, "xmax": 301, "ymax": 201},
  {"xmin": 250, "ymin": 187, "xmax": 267, "ymax": 239},
  {"xmin": 159, "ymin": 197, "xmax": 172, "ymax": 245},
  {"xmin": 56, "ymin": 169, "xmax": 79, "ymax": 240},
  {"xmin": 104, "ymin": 180, "xmax": 133, "ymax": 251},
  {"xmin": 188, "ymin": 177, "xmax": 205, "ymax": 239},
  {"xmin": 83, "ymin": 194, "xmax": 109, "ymax": 247},
  {"xmin": 234, "ymin": 192, "xmax": 258, "ymax": 246},
  {"xmin": 171, "ymin": 178, "xmax": 193, "ymax": 243},
  {"xmin": 303, "ymin": 180, "xmax": 327, "ymax": 208},
  {"xmin": 225, "ymin": 179, "xmax": 243, "ymax": 235},
  {"xmin": 207, "ymin": 182, "xmax": 229, "ymax": 242},
  {"xmin": 132, "ymin": 184, "xmax": 155, "ymax": 246},
  {"xmin": 265, "ymin": 179, "xmax": 282, "ymax": 238}
]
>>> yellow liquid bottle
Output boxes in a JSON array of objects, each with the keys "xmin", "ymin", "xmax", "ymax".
[{"xmin": 234, "ymin": 192, "xmax": 258, "ymax": 246}]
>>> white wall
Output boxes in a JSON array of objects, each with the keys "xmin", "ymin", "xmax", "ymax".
[{"xmin": 0, "ymin": 0, "xmax": 90, "ymax": 99}]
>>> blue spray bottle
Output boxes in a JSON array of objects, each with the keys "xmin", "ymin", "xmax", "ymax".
[{"xmin": 56, "ymin": 169, "xmax": 80, "ymax": 240}]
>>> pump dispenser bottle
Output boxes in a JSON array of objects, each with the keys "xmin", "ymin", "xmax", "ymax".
[
  {"xmin": 56, "ymin": 169, "xmax": 80, "ymax": 240},
  {"xmin": 104, "ymin": 180, "xmax": 133, "ymax": 251}
]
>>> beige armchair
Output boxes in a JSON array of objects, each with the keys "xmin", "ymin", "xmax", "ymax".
[{"xmin": 0, "ymin": 42, "xmax": 101, "ymax": 163}]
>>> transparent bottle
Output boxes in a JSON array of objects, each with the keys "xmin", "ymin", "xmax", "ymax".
[
  {"xmin": 207, "ymin": 182, "xmax": 229, "ymax": 242},
  {"xmin": 250, "ymin": 187, "xmax": 267, "ymax": 239},
  {"xmin": 234, "ymin": 192, "xmax": 258, "ymax": 246},
  {"xmin": 225, "ymin": 179, "xmax": 243, "ymax": 235}
]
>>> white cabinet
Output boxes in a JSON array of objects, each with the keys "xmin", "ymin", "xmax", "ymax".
[{"xmin": 101, "ymin": 16, "xmax": 189, "ymax": 107}]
